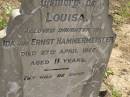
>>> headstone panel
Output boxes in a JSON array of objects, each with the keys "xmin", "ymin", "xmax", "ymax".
[{"xmin": 0, "ymin": 0, "xmax": 116, "ymax": 97}]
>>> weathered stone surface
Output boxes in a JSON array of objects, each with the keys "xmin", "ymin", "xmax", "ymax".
[{"xmin": 0, "ymin": 0, "xmax": 116, "ymax": 97}]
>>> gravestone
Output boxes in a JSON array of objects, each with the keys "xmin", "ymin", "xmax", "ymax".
[{"xmin": 0, "ymin": 0, "xmax": 116, "ymax": 97}]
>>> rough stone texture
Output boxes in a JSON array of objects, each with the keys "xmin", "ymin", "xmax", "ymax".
[{"xmin": 0, "ymin": 0, "xmax": 115, "ymax": 97}]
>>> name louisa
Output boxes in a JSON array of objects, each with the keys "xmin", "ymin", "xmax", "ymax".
[{"xmin": 46, "ymin": 12, "xmax": 88, "ymax": 22}]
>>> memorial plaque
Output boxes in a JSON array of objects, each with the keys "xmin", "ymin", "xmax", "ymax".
[{"xmin": 0, "ymin": 0, "xmax": 116, "ymax": 97}]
